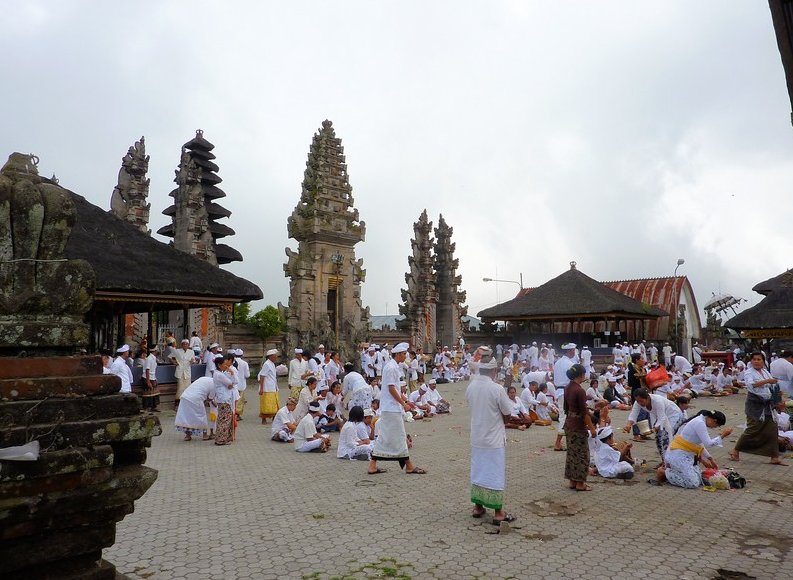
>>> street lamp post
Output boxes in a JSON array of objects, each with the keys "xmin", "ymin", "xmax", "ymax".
[
  {"xmin": 674, "ymin": 258, "xmax": 685, "ymax": 357},
  {"xmin": 482, "ymin": 273, "xmax": 524, "ymax": 289}
]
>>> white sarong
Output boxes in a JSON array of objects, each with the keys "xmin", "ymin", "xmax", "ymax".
[
  {"xmin": 470, "ymin": 446, "xmax": 506, "ymax": 491},
  {"xmin": 174, "ymin": 398, "xmax": 209, "ymax": 435},
  {"xmin": 372, "ymin": 411, "xmax": 409, "ymax": 459}
]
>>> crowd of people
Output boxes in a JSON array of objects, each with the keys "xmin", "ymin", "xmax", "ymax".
[{"xmin": 103, "ymin": 333, "xmax": 793, "ymax": 524}]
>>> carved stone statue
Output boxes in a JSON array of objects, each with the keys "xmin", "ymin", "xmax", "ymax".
[
  {"xmin": 110, "ymin": 136, "xmax": 151, "ymax": 233},
  {"xmin": 0, "ymin": 153, "xmax": 95, "ymax": 354}
]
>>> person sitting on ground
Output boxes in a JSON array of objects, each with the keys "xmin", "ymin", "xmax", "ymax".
[
  {"xmin": 317, "ymin": 403, "xmax": 343, "ymax": 433},
  {"xmin": 271, "ymin": 398, "xmax": 298, "ymax": 442},
  {"xmin": 603, "ymin": 377, "xmax": 630, "ymax": 410},
  {"xmin": 294, "ymin": 401, "xmax": 331, "ymax": 453},
  {"xmin": 657, "ymin": 410, "xmax": 731, "ymax": 488},
  {"xmin": 533, "ymin": 383, "xmax": 553, "ymax": 426},
  {"xmin": 408, "ymin": 383, "xmax": 434, "ymax": 417},
  {"xmin": 400, "ymin": 382, "xmax": 423, "ymax": 421},
  {"xmin": 506, "ymin": 386, "xmax": 532, "ymax": 430},
  {"xmin": 520, "ymin": 380, "xmax": 538, "ymax": 413},
  {"xmin": 585, "ymin": 378, "xmax": 603, "ymax": 409},
  {"xmin": 614, "ymin": 374, "xmax": 631, "ymax": 405},
  {"xmin": 337, "ymin": 405, "xmax": 373, "ymax": 460},
  {"xmin": 323, "ymin": 380, "xmax": 345, "ymax": 418},
  {"xmin": 773, "ymin": 400, "xmax": 793, "ymax": 451},
  {"xmin": 591, "ymin": 425, "xmax": 635, "ymax": 479},
  {"xmin": 425, "ymin": 378, "xmax": 450, "ymax": 414}
]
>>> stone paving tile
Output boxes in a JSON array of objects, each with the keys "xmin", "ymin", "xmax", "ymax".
[{"xmin": 105, "ymin": 380, "xmax": 793, "ymax": 579}]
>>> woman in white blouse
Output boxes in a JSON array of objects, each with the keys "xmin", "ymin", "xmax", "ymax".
[
  {"xmin": 623, "ymin": 388, "xmax": 684, "ymax": 464},
  {"xmin": 659, "ymin": 410, "xmax": 731, "ymax": 488}
]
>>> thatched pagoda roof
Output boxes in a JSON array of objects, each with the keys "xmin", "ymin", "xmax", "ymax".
[
  {"xmin": 726, "ymin": 271, "xmax": 793, "ymax": 333},
  {"xmin": 63, "ymin": 187, "xmax": 262, "ymax": 309},
  {"xmin": 478, "ymin": 263, "xmax": 666, "ymax": 321}
]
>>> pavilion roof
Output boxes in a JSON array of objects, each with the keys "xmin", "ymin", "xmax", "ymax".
[
  {"xmin": 726, "ymin": 272, "xmax": 793, "ymax": 332},
  {"xmin": 63, "ymin": 187, "xmax": 262, "ymax": 309},
  {"xmin": 752, "ymin": 268, "xmax": 793, "ymax": 296},
  {"xmin": 478, "ymin": 264, "xmax": 666, "ymax": 321}
]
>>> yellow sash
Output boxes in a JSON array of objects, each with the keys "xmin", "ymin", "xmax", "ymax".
[{"xmin": 668, "ymin": 434, "xmax": 703, "ymax": 455}]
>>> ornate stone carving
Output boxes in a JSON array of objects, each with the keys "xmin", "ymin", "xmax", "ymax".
[
  {"xmin": 110, "ymin": 136, "xmax": 151, "ymax": 234},
  {"xmin": 398, "ymin": 212, "xmax": 468, "ymax": 350},
  {"xmin": 284, "ymin": 121, "xmax": 369, "ymax": 361},
  {"xmin": 0, "ymin": 153, "xmax": 95, "ymax": 354}
]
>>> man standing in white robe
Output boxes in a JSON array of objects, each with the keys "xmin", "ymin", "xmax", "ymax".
[
  {"xmin": 581, "ymin": 346, "xmax": 592, "ymax": 376},
  {"xmin": 368, "ymin": 342, "xmax": 426, "ymax": 475},
  {"xmin": 467, "ymin": 348, "xmax": 515, "ymax": 523}
]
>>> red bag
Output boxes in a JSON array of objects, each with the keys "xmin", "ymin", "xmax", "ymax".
[{"xmin": 645, "ymin": 366, "xmax": 670, "ymax": 389}]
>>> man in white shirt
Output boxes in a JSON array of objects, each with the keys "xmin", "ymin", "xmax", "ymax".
[
  {"xmin": 527, "ymin": 342, "xmax": 539, "ymax": 369},
  {"xmin": 142, "ymin": 345, "xmax": 160, "ymax": 412},
  {"xmin": 258, "ymin": 349, "xmax": 279, "ymax": 425},
  {"xmin": 109, "ymin": 344, "xmax": 134, "ymax": 394},
  {"xmin": 174, "ymin": 339, "xmax": 196, "ymax": 409},
  {"xmin": 234, "ymin": 349, "xmax": 251, "ymax": 420},
  {"xmin": 271, "ymin": 398, "xmax": 298, "ymax": 442},
  {"xmin": 369, "ymin": 342, "xmax": 426, "ymax": 475},
  {"xmin": 662, "ymin": 343, "xmax": 673, "ymax": 367},
  {"xmin": 203, "ymin": 343, "xmax": 220, "ymax": 377},
  {"xmin": 313, "ymin": 344, "xmax": 326, "ymax": 362},
  {"xmin": 362, "ymin": 346, "xmax": 378, "ymax": 382},
  {"xmin": 189, "ymin": 331, "xmax": 203, "ymax": 357},
  {"xmin": 294, "ymin": 402, "xmax": 330, "ymax": 452},
  {"xmin": 288, "ymin": 349, "xmax": 309, "ymax": 400},
  {"xmin": 466, "ymin": 348, "xmax": 515, "ymax": 524},
  {"xmin": 552, "ymin": 343, "xmax": 577, "ymax": 452},
  {"xmin": 502, "ymin": 352, "xmax": 513, "ymax": 388},
  {"xmin": 770, "ymin": 350, "xmax": 793, "ymax": 398},
  {"xmin": 692, "ymin": 343, "xmax": 703, "ymax": 364},
  {"xmin": 580, "ymin": 346, "xmax": 592, "ymax": 375}
]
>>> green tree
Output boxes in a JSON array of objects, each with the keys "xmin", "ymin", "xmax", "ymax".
[
  {"xmin": 248, "ymin": 305, "xmax": 284, "ymax": 339},
  {"xmin": 233, "ymin": 302, "xmax": 251, "ymax": 324}
]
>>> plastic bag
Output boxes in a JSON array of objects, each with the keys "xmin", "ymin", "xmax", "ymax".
[{"xmin": 645, "ymin": 367, "xmax": 670, "ymax": 389}]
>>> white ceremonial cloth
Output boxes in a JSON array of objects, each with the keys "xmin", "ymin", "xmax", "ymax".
[
  {"xmin": 371, "ymin": 411, "xmax": 409, "ymax": 458},
  {"xmin": 470, "ymin": 446, "xmax": 506, "ymax": 491}
]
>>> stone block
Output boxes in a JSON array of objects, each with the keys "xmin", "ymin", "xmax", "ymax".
[
  {"xmin": 0, "ymin": 356, "xmax": 103, "ymax": 379},
  {"xmin": 1, "ymin": 394, "xmax": 140, "ymax": 427},
  {"xmin": 0, "ymin": 373, "xmax": 121, "ymax": 401},
  {"xmin": 0, "ymin": 415, "xmax": 161, "ymax": 449},
  {"xmin": 0, "ymin": 445, "xmax": 114, "ymax": 482}
]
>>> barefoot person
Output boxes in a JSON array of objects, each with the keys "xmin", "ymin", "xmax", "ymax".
[
  {"xmin": 368, "ymin": 342, "xmax": 426, "ymax": 475},
  {"xmin": 563, "ymin": 363, "xmax": 597, "ymax": 491},
  {"xmin": 466, "ymin": 348, "xmax": 516, "ymax": 524},
  {"xmin": 729, "ymin": 352, "xmax": 788, "ymax": 466}
]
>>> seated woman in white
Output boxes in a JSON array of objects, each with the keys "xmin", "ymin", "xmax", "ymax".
[
  {"xmin": 505, "ymin": 386, "xmax": 531, "ymax": 430},
  {"xmin": 337, "ymin": 405, "xmax": 373, "ymax": 460},
  {"xmin": 424, "ymin": 379, "xmax": 450, "ymax": 413},
  {"xmin": 408, "ymin": 383, "xmax": 434, "ymax": 417}
]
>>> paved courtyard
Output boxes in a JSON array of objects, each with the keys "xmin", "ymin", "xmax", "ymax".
[{"xmin": 106, "ymin": 380, "xmax": 793, "ymax": 579}]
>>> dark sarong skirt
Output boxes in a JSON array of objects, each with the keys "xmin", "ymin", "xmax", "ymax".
[
  {"xmin": 734, "ymin": 416, "xmax": 777, "ymax": 457},
  {"xmin": 564, "ymin": 430, "xmax": 589, "ymax": 482}
]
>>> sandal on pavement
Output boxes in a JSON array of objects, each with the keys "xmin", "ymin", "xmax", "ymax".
[
  {"xmin": 367, "ymin": 468, "xmax": 388, "ymax": 475},
  {"xmin": 491, "ymin": 514, "xmax": 517, "ymax": 525},
  {"xmin": 575, "ymin": 485, "xmax": 593, "ymax": 492},
  {"xmin": 406, "ymin": 467, "xmax": 427, "ymax": 474},
  {"xmin": 472, "ymin": 509, "xmax": 486, "ymax": 519}
]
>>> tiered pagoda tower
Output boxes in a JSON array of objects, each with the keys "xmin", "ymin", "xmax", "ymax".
[
  {"xmin": 283, "ymin": 120, "xmax": 369, "ymax": 358},
  {"xmin": 397, "ymin": 210, "xmax": 438, "ymax": 351},
  {"xmin": 158, "ymin": 130, "xmax": 241, "ymax": 265},
  {"xmin": 434, "ymin": 215, "xmax": 468, "ymax": 346},
  {"xmin": 398, "ymin": 212, "xmax": 468, "ymax": 349},
  {"xmin": 109, "ymin": 136, "xmax": 151, "ymax": 233}
]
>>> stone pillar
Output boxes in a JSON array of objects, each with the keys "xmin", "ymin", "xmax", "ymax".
[{"xmin": 0, "ymin": 152, "xmax": 161, "ymax": 579}]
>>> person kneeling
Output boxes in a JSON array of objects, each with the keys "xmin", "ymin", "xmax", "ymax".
[
  {"xmin": 338, "ymin": 405, "xmax": 374, "ymax": 460},
  {"xmin": 294, "ymin": 402, "xmax": 331, "ymax": 452},
  {"xmin": 317, "ymin": 403, "xmax": 343, "ymax": 433}
]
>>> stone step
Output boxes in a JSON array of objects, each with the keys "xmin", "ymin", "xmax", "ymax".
[{"xmin": 2, "ymin": 394, "xmax": 140, "ymax": 428}]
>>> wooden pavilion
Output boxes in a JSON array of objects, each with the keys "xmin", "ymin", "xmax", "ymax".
[
  {"xmin": 62, "ymin": 186, "xmax": 262, "ymax": 351},
  {"xmin": 478, "ymin": 262, "xmax": 666, "ymax": 348}
]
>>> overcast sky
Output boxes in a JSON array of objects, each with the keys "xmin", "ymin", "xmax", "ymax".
[{"xmin": 3, "ymin": 1, "xmax": 791, "ymax": 323}]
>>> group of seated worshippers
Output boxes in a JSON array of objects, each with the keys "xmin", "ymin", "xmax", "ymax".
[{"xmin": 268, "ymin": 362, "xmax": 452, "ymax": 456}]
